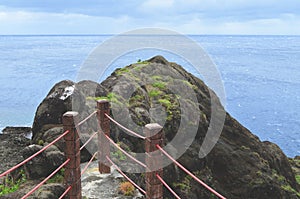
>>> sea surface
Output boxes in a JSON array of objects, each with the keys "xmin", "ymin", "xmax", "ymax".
[{"xmin": 0, "ymin": 35, "xmax": 299, "ymax": 157}]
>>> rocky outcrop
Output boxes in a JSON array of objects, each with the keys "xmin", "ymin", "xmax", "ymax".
[
  {"xmin": 98, "ymin": 56, "xmax": 300, "ymax": 198},
  {"xmin": 0, "ymin": 127, "xmax": 31, "ymax": 174},
  {"xmin": 31, "ymin": 80, "xmax": 82, "ymax": 142},
  {"xmin": 30, "ymin": 79, "xmax": 104, "ymax": 163}
]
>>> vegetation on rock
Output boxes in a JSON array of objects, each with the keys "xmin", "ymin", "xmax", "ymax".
[{"xmin": 118, "ymin": 181, "xmax": 135, "ymax": 196}]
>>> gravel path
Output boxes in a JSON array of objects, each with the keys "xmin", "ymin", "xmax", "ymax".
[{"xmin": 81, "ymin": 161, "xmax": 144, "ymax": 199}]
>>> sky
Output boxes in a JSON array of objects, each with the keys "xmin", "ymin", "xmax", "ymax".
[{"xmin": 0, "ymin": 0, "xmax": 299, "ymax": 35}]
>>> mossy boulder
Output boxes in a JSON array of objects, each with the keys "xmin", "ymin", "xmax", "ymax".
[{"xmin": 99, "ymin": 55, "xmax": 300, "ymax": 198}]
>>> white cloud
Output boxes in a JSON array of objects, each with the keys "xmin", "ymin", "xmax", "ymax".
[
  {"xmin": 0, "ymin": 2, "xmax": 299, "ymax": 35},
  {"xmin": 0, "ymin": 10, "xmax": 134, "ymax": 34}
]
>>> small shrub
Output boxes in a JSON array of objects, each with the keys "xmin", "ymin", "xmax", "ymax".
[
  {"xmin": 240, "ymin": 145, "xmax": 250, "ymax": 150},
  {"xmin": 86, "ymin": 92, "xmax": 125, "ymax": 106},
  {"xmin": 47, "ymin": 168, "xmax": 65, "ymax": 184},
  {"xmin": 182, "ymin": 80, "xmax": 197, "ymax": 90},
  {"xmin": 148, "ymin": 90, "xmax": 162, "ymax": 98},
  {"xmin": 158, "ymin": 99, "xmax": 172, "ymax": 108},
  {"xmin": 0, "ymin": 170, "xmax": 26, "ymax": 196},
  {"xmin": 119, "ymin": 181, "xmax": 135, "ymax": 196},
  {"xmin": 151, "ymin": 75, "xmax": 162, "ymax": 81},
  {"xmin": 281, "ymin": 184, "xmax": 300, "ymax": 197},
  {"xmin": 152, "ymin": 81, "xmax": 166, "ymax": 89},
  {"xmin": 112, "ymin": 148, "xmax": 127, "ymax": 161},
  {"xmin": 116, "ymin": 67, "xmax": 130, "ymax": 75},
  {"xmin": 37, "ymin": 140, "xmax": 44, "ymax": 146},
  {"xmin": 136, "ymin": 59, "xmax": 149, "ymax": 64},
  {"xmin": 296, "ymin": 175, "xmax": 300, "ymax": 185},
  {"xmin": 256, "ymin": 170, "xmax": 262, "ymax": 177}
]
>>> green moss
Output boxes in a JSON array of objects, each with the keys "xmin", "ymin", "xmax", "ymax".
[
  {"xmin": 240, "ymin": 145, "xmax": 250, "ymax": 150},
  {"xmin": 158, "ymin": 99, "xmax": 172, "ymax": 108},
  {"xmin": 87, "ymin": 92, "xmax": 125, "ymax": 106},
  {"xmin": 182, "ymin": 80, "xmax": 197, "ymax": 90},
  {"xmin": 148, "ymin": 90, "xmax": 162, "ymax": 98},
  {"xmin": 152, "ymin": 81, "xmax": 166, "ymax": 90},
  {"xmin": 111, "ymin": 142, "xmax": 129, "ymax": 161},
  {"xmin": 271, "ymin": 169, "xmax": 286, "ymax": 183},
  {"xmin": 0, "ymin": 170, "xmax": 26, "ymax": 196},
  {"xmin": 151, "ymin": 75, "xmax": 162, "ymax": 81},
  {"xmin": 130, "ymin": 94, "xmax": 144, "ymax": 102},
  {"xmin": 116, "ymin": 67, "xmax": 130, "ymax": 75},
  {"xmin": 173, "ymin": 174, "xmax": 192, "ymax": 195},
  {"xmin": 112, "ymin": 149, "xmax": 127, "ymax": 161},
  {"xmin": 256, "ymin": 170, "xmax": 262, "ymax": 177},
  {"xmin": 277, "ymin": 175, "xmax": 286, "ymax": 182},
  {"xmin": 296, "ymin": 175, "xmax": 300, "ymax": 185},
  {"xmin": 37, "ymin": 139, "xmax": 44, "ymax": 146},
  {"xmin": 281, "ymin": 184, "xmax": 300, "ymax": 197},
  {"xmin": 47, "ymin": 168, "xmax": 65, "ymax": 184},
  {"xmin": 136, "ymin": 59, "xmax": 150, "ymax": 64}
]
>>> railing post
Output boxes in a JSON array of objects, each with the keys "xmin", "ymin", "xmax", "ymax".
[
  {"xmin": 63, "ymin": 111, "xmax": 82, "ymax": 199},
  {"xmin": 145, "ymin": 123, "xmax": 164, "ymax": 199},
  {"xmin": 97, "ymin": 100, "xmax": 111, "ymax": 174}
]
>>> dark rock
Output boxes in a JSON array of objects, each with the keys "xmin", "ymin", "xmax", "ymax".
[
  {"xmin": 30, "ymin": 183, "xmax": 65, "ymax": 199},
  {"xmin": 41, "ymin": 127, "xmax": 65, "ymax": 151},
  {"xmin": 2, "ymin": 126, "xmax": 32, "ymax": 136},
  {"xmin": 290, "ymin": 156, "xmax": 300, "ymax": 182},
  {"xmin": 0, "ymin": 127, "xmax": 30, "ymax": 174},
  {"xmin": 76, "ymin": 80, "xmax": 107, "ymax": 97},
  {"xmin": 148, "ymin": 55, "xmax": 169, "ymax": 65},
  {"xmin": 41, "ymin": 127, "xmax": 94, "ymax": 163},
  {"xmin": 32, "ymin": 80, "xmax": 86, "ymax": 142},
  {"xmin": 99, "ymin": 56, "xmax": 300, "ymax": 198},
  {"xmin": 21, "ymin": 144, "xmax": 65, "ymax": 179}
]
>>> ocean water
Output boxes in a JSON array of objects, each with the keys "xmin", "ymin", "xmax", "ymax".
[{"xmin": 0, "ymin": 35, "xmax": 299, "ymax": 157}]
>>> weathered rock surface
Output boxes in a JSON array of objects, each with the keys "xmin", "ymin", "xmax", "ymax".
[
  {"xmin": 21, "ymin": 144, "xmax": 65, "ymax": 179},
  {"xmin": 0, "ymin": 127, "xmax": 31, "ymax": 174},
  {"xmin": 31, "ymin": 80, "xmax": 82, "ymax": 142},
  {"xmin": 98, "ymin": 56, "xmax": 300, "ymax": 198}
]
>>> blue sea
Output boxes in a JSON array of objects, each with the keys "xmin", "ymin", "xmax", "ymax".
[{"xmin": 0, "ymin": 35, "xmax": 299, "ymax": 157}]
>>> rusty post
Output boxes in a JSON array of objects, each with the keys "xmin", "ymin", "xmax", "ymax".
[
  {"xmin": 145, "ymin": 123, "xmax": 164, "ymax": 199},
  {"xmin": 63, "ymin": 111, "xmax": 82, "ymax": 199},
  {"xmin": 97, "ymin": 100, "xmax": 111, "ymax": 174}
]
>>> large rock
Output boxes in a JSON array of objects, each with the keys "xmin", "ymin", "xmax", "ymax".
[
  {"xmin": 32, "ymin": 80, "xmax": 86, "ymax": 142},
  {"xmin": 32, "ymin": 80, "xmax": 105, "ymax": 144},
  {"xmin": 30, "ymin": 183, "xmax": 65, "ymax": 199},
  {"xmin": 99, "ymin": 56, "xmax": 300, "ymax": 198},
  {"xmin": 21, "ymin": 144, "xmax": 65, "ymax": 179}
]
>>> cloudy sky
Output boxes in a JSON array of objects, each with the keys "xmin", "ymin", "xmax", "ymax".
[{"xmin": 0, "ymin": 0, "xmax": 299, "ymax": 35}]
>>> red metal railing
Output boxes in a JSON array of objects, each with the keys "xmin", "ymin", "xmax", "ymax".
[
  {"xmin": 157, "ymin": 144, "xmax": 227, "ymax": 199},
  {"xmin": 0, "ymin": 130, "xmax": 70, "ymax": 178},
  {"xmin": 0, "ymin": 99, "xmax": 226, "ymax": 199}
]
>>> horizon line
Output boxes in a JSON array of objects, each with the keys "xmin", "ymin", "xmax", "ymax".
[{"xmin": 0, "ymin": 34, "xmax": 300, "ymax": 37}]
